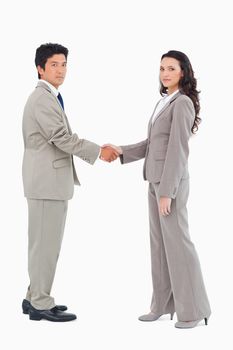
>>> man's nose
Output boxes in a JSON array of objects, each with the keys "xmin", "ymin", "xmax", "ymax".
[{"xmin": 57, "ymin": 66, "xmax": 65, "ymax": 73}]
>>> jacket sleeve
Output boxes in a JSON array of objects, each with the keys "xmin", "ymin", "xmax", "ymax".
[
  {"xmin": 120, "ymin": 139, "xmax": 148, "ymax": 164},
  {"xmin": 158, "ymin": 96, "xmax": 195, "ymax": 198},
  {"xmin": 34, "ymin": 94, "xmax": 100, "ymax": 165}
]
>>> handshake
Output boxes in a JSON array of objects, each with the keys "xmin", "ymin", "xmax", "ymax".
[{"xmin": 99, "ymin": 144, "xmax": 122, "ymax": 162}]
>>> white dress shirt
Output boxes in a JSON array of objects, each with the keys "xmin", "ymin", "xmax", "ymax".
[{"xmin": 152, "ymin": 90, "xmax": 179, "ymax": 124}]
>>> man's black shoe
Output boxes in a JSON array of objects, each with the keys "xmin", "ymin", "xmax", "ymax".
[
  {"xmin": 28, "ymin": 305, "xmax": 77, "ymax": 322},
  {"xmin": 22, "ymin": 299, "xmax": 68, "ymax": 314}
]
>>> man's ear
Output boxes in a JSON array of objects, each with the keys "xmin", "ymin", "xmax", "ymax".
[{"xmin": 37, "ymin": 65, "xmax": 44, "ymax": 78}]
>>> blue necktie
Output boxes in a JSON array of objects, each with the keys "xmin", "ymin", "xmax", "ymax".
[{"xmin": 57, "ymin": 92, "xmax": 64, "ymax": 110}]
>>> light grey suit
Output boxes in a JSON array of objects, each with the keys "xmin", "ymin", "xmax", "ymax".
[
  {"xmin": 22, "ymin": 81, "xmax": 100, "ymax": 309},
  {"xmin": 120, "ymin": 92, "xmax": 211, "ymax": 321}
]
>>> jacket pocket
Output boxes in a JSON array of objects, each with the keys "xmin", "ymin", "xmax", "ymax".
[{"xmin": 53, "ymin": 157, "xmax": 71, "ymax": 168}]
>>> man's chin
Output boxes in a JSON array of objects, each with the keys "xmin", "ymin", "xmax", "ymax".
[{"xmin": 56, "ymin": 79, "xmax": 64, "ymax": 87}]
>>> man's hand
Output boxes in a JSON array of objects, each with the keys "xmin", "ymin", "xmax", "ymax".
[
  {"xmin": 100, "ymin": 146, "xmax": 119, "ymax": 162},
  {"xmin": 102, "ymin": 143, "xmax": 123, "ymax": 155},
  {"xmin": 159, "ymin": 197, "xmax": 172, "ymax": 216}
]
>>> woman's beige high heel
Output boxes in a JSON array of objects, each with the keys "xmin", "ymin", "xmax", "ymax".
[
  {"xmin": 139, "ymin": 312, "xmax": 174, "ymax": 322},
  {"xmin": 175, "ymin": 317, "xmax": 208, "ymax": 329}
]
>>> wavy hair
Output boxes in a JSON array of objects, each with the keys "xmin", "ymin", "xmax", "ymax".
[{"xmin": 160, "ymin": 50, "xmax": 201, "ymax": 133}]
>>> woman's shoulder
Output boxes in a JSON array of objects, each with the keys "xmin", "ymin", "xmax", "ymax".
[
  {"xmin": 172, "ymin": 93, "xmax": 195, "ymax": 119},
  {"xmin": 175, "ymin": 93, "xmax": 193, "ymax": 106}
]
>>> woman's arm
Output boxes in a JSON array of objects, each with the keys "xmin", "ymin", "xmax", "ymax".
[
  {"xmin": 102, "ymin": 139, "xmax": 148, "ymax": 164},
  {"xmin": 120, "ymin": 139, "xmax": 148, "ymax": 164},
  {"xmin": 158, "ymin": 96, "xmax": 195, "ymax": 199}
]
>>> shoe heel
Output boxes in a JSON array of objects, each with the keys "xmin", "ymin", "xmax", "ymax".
[
  {"xmin": 23, "ymin": 309, "xmax": 29, "ymax": 315},
  {"xmin": 29, "ymin": 312, "xmax": 43, "ymax": 321},
  {"xmin": 204, "ymin": 317, "xmax": 208, "ymax": 325},
  {"xmin": 170, "ymin": 312, "xmax": 174, "ymax": 320},
  {"xmin": 22, "ymin": 300, "xmax": 30, "ymax": 314}
]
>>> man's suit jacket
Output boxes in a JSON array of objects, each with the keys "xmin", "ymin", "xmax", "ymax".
[
  {"xmin": 22, "ymin": 81, "xmax": 100, "ymax": 200},
  {"xmin": 120, "ymin": 92, "xmax": 195, "ymax": 199}
]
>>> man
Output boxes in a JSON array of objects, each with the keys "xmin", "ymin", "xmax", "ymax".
[{"xmin": 22, "ymin": 43, "xmax": 118, "ymax": 322}]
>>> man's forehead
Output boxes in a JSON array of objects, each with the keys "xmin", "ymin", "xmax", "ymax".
[{"xmin": 47, "ymin": 54, "xmax": 66, "ymax": 62}]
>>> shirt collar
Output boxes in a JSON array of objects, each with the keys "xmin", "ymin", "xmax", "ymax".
[
  {"xmin": 163, "ymin": 89, "xmax": 179, "ymax": 101},
  {"xmin": 39, "ymin": 79, "xmax": 59, "ymax": 97}
]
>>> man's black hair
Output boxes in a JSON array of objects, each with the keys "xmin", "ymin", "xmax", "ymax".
[{"xmin": 35, "ymin": 43, "xmax": 68, "ymax": 79}]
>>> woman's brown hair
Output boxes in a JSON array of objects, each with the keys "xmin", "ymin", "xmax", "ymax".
[{"xmin": 160, "ymin": 50, "xmax": 201, "ymax": 133}]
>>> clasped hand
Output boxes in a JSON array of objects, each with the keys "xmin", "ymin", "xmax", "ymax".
[{"xmin": 99, "ymin": 144, "xmax": 122, "ymax": 162}]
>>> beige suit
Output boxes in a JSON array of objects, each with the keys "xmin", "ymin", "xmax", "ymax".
[
  {"xmin": 22, "ymin": 81, "xmax": 100, "ymax": 309},
  {"xmin": 120, "ymin": 92, "xmax": 211, "ymax": 321}
]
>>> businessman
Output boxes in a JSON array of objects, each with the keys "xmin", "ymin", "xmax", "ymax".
[{"xmin": 22, "ymin": 43, "xmax": 119, "ymax": 322}]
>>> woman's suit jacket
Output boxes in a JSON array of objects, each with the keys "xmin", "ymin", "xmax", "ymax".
[{"xmin": 120, "ymin": 92, "xmax": 195, "ymax": 199}]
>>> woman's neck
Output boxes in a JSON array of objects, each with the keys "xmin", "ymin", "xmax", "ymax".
[{"xmin": 167, "ymin": 87, "xmax": 179, "ymax": 95}]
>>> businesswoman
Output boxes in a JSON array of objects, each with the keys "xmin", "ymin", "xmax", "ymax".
[{"xmin": 107, "ymin": 50, "xmax": 211, "ymax": 328}]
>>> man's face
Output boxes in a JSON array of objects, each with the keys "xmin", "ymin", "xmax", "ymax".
[{"xmin": 37, "ymin": 54, "xmax": 67, "ymax": 88}]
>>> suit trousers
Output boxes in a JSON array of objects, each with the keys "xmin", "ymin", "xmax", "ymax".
[
  {"xmin": 148, "ymin": 180, "xmax": 211, "ymax": 321},
  {"xmin": 26, "ymin": 199, "xmax": 68, "ymax": 310}
]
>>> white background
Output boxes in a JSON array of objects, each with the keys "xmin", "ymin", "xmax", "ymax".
[{"xmin": 1, "ymin": 0, "xmax": 232, "ymax": 349}]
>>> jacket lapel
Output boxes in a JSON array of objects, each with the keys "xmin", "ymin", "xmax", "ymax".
[
  {"xmin": 152, "ymin": 91, "xmax": 181, "ymax": 124},
  {"xmin": 148, "ymin": 100, "xmax": 160, "ymax": 125},
  {"xmin": 36, "ymin": 81, "xmax": 72, "ymax": 134},
  {"xmin": 148, "ymin": 100, "xmax": 161, "ymax": 133},
  {"xmin": 64, "ymin": 113, "xmax": 72, "ymax": 134}
]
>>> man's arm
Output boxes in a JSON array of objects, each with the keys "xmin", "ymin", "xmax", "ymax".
[{"xmin": 34, "ymin": 94, "xmax": 117, "ymax": 163}]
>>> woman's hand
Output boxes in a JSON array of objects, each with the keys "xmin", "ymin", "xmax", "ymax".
[{"xmin": 159, "ymin": 197, "xmax": 172, "ymax": 216}]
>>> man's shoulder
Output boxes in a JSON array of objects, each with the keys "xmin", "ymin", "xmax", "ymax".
[{"xmin": 26, "ymin": 85, "xmax": 55, "ymax": 107}]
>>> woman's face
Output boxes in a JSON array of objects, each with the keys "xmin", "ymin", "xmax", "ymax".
[{"xmin": 160, "ymin": 57, "xmax": 183, "ymax": 93}]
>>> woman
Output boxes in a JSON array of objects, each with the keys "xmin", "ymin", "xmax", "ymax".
[{"xmin": 107, "ymin": 50, "xmax": 211, "ymax": 328}]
